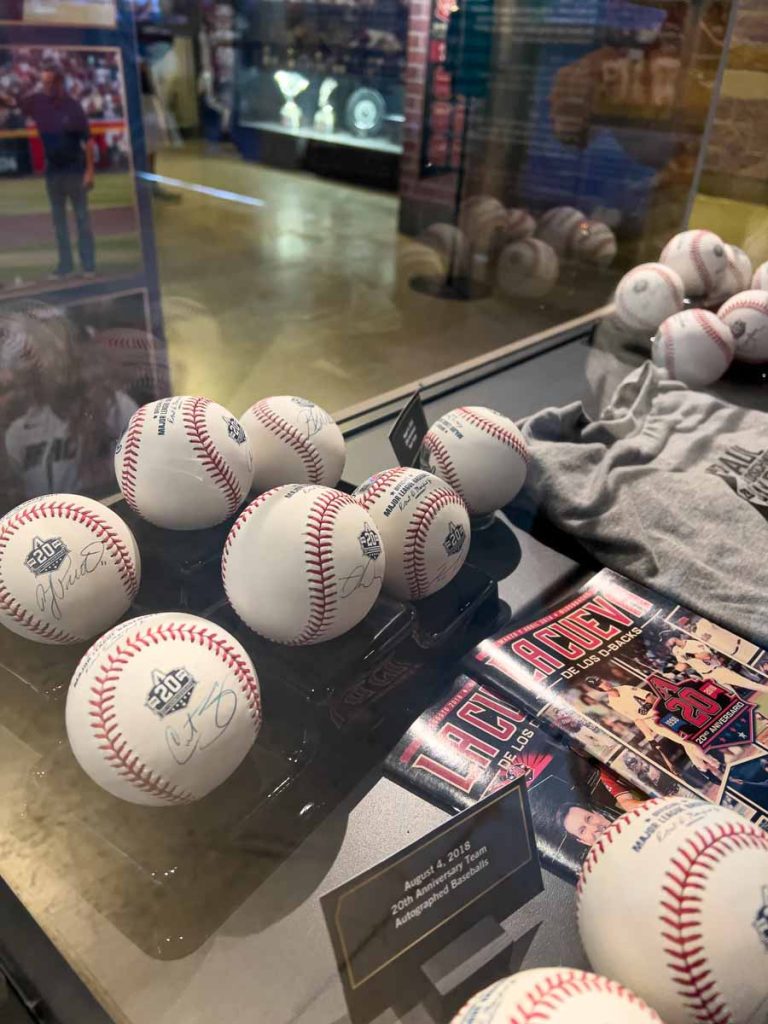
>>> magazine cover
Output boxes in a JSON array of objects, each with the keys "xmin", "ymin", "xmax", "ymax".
[
  {"xmin": 385, "ymin": 674, "xmax": 650, "ymax": 882},
  {"xmin": 470, "ymin": 568, "xmax": 768, "ymax": 828}
]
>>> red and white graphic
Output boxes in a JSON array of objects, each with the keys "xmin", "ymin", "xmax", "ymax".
[
  {"xmin": 660, "ymin": 230, "xmax": 728, "ymax": 297},
  {"xmin": 0, "ymin": 494, "xmax": 140, "ymax": 644},
  {"xmin": 222, "ymin": 484, "xmax": 384, "ymax": 644},
  {"xmin": 535, "ymin": 206, "xmax": 587, "ymax": 255},
  {"xmin": 718, "ymin": 290, "xmax": 768, "ymax": 365},
  {"xmin": 578, "ymin": 797, "xmax": 768, "ymax": 1024},
  {"xmin": 651, "ymin": 309, "xmax": 734, "ymax": 387},
  {"xmin": 451, "ymin": 967, "xmax": 662, "ymax": 1023},
  {"xmin": 570, "ymin": 220, "xmax": 617, "ymax": 266},
  {"xmin": 65, "ymin": 613, "xmax": 261, "ymax": 805},
  {"xmin": 420, "ymin": 405, "xmax": 529, "ymax": 516},
  {"xmin": 354, "ymin": 466, "xmax": 469, "ymax": 601},
  {"xmin": 614, "ymin": 262, "xmax": 685, "ymax": 333},
  {"xmin": 115, "ymin": 395, "xmax": 253, "ymax": 530},
  {"xmin": 496, "ymin": 238, "xmax": 559, "ymax": 299}
]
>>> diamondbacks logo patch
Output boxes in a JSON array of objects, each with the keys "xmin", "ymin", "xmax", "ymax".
[
  {"xmin": 25, "ymin": 536, "xmax": 69, "ymax": 575},
  {"xmin": 146, "ymin": 666, "xmax": 198, "ymax": 718},
  {"xmin": 225, "ymin": 417, "xmax": 246, "ymax": 444},
  {"xmin": 755, "ymin": 886, "xmax": 768, "ymax": 950},
  {"xmin": 443, "ymin": 521, "xmax": 466, "ymax": 556},
  {"xmin": 358, "ymin": 525, "xmax": 382, "ymax": 561}
]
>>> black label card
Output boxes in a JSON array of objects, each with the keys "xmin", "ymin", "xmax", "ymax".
[
  {"xmin": 321, "ymin": 779, "xmax": 542, "ymax": 1024},
  {"xmin": 389, "ymin": 390, "xmax": 428, "ymax": 467}
]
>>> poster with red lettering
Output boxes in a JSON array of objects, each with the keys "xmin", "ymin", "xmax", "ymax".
[
  {"xmin": 470, "ymin": 568, "xmax": 768, "ymax": 829},
  {"xmin": 385, "ymin": 674, "xmax": 648, "ymax": 882}
]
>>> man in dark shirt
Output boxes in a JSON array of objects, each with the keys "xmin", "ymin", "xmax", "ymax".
[{"xmin": 0, "ymin": 62, "xmax": 96, "ymax": 279}]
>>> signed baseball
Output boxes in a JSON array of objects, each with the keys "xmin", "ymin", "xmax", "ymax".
[
  {"xmin": 65, "ymin": 612, "xmax": 261, "ymax": 805},
  {"xmin": 115, "ymin": 395, "xmax": 253, "ymax": 530},
  {"xmin": 614, "ymin": 262, "xmax": 685, "ymax": 333},
  {"xmin": 718, "ymin": 289, "xmax": 768, "ymax": 364},
  {"xmin": 706, "ymin": 245, "xmax": 753, "ymax": 306},
  {"xmin": 0, "ymin": 494, "xmax": 140, "ymax": 645},
  {"xmin": 535, "ymin": 205, "xmax": 586, "ymax": 255},
  {"xmin": 451, "ymin": 969, "xmax": 662, "ymax": 1024},
  {"xmin": 578, "ymin": 798, "xmax": 768, "ymax": 1024},
  {"xmin": 752, "ymin": 261, "xmax": 768, "ymax": 291},
  {"xmin": 223, "ymin": 484, "xmax": 384, "ymax": 644},
  {"xmin": 240, "ymin": 395, "xmax": 346, "ymax": 491},
  {"xmin": 420, "ymin": 406, "xmax": 529, "ymax": 516},
  {"xmin": 570, "ymin": 219, "xmax": 617, "ymax": 266},
  {"xmin": 660, "ymin": 229, "xmax": 727, "ymax": 296},
  {"xmin": 496, "ymin": 238, "xmax": 559, "ymax": 298},
  {"xmin": 651, "ymin": 309, "xmax": 734, "ymax": 387},
  {"xmin": 354, "ymin": 467, "xmax": 469, "ymax": 601}
]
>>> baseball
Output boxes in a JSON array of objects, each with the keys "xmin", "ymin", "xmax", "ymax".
[
  {"xmin": 353, "ymin": 467, "xmax": 469, "ymax": 601},
  {"xmin": 0, "ymin": 494, "xmax": 140, "ymax": 645},
  {"xmin": 496, "ymin": 238, "xmax": 559, "ymax": 298},
  {"xmin": 451, "ymin": 968, "xmax": 662, "ymax": 1024},
  {"xmin": 420, "ymin": 406, "xmax": 529, "ymax": 516},
  {"xmin": 570, "ymin": 219, "xmax": 617, "ymax": 266},
  {"xmin": 535, "ymin": 205, "xmax": 586, "ymax": 255},
  {"xmin": 577, "ymin": 797, "xmax": 768, "ymax": 1024},
  {"xmin": 240, "ymin": 395, "xmax": 346, "ymax": 492},
  {"xmin": 94, "ymin": 327, "xmax": 164, "ymax": 394},
  {"xmin": 651, "ymin": 309, "xmax": 734, "ymax": 387},
  {"xmin": 459, "ymin": 195, "xmax": 507, "ymax": 254},
  {"xmin": 718, "ymin": 289, "xmax": 768, "ymax": 364},
  {"xmin": 504, "ymin": 207, "xmax": 536, "ymax": 242},
  {"xmin": 706, "ymin": 245, "xmax": 753, "ymax": 306},
  {"xmin": 752, "ymin": 260, "xmax": 768, "ymax": 291},
  {"xmin": 614, "ymin": 262, "xmax": 685, "ymax": 333},
  {"xmin": 65, "ymin": 612, "xmax": 261, "ymax": 805},
  {"xmin": 115, "ymin": 395, "xmax": 253, "ymax": 530},
  {"xmin": 420, "ymin": 223, "xmax": 470, "ymax": 277},
  {"xmin": 223, "ymin": 484, "xmax": 384, "ymax": 644},
  {"xmin": 660, "ymin": 229, "xmax": 727, "ymax": 296}
]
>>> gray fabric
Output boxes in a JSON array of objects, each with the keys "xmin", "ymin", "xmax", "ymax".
[{"xmin": 522, "ymin": 362, "xmax": 768, "ymax": 645}]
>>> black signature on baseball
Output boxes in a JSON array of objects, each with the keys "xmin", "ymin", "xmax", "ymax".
[
  {"xmin": 35, "ymin": 541, "xmax": 107, "ymax": 621},
  {"xmin": 165, "ymin": 679, "xmax": 238, "ymax": 766},
  {"xmin": 339, "ymin": 559, "xmax": 383, "ymax": 598}
]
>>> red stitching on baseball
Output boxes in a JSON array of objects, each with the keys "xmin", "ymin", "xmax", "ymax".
[
  {"xmin": 692, "ymin": 310, "xmax": 732, "ymax": 364},
  {"xmin": 402, "ymin": 489, "xmax": 466, "ymax": 599},
  {"xmin": 248, "ymin": 399, "xmax": 324, "ymax": 484},
  {"xmin": 355, "ymin": 467, "xmax": 408, "ymax": 511},
  {"xmin": 577, "ymin": 799, "xmax": 665, "ymax": 894},
  {"xmin": 659, "ymin": 822, "xmax": 768, "ymax": 1024},
  {"xmin": 721, "ymin": 298, "xmax": 768, "ymax": 319},
  {"xmin": 96, "ymin": 329, "xmax": 153, "ymax": 351},
  {"xmin": 221, "ymin": 486, "xmax": 284, "ymax": 581},
  {"xmin": 0, "ymin": 498, "xmax": 139, "ymax": 642},
  {"xmin": 295, "ymin": 489, "xmax": 351, "ymax": 645},
  {"xmin": 421, "ymin": 433, "xmax": 467, "ymax": 504},
  {"xmin": 88, "ymin": 620, "xmax": 261, "ymax": 802},
  {"xmin": 183, "ymin": 397, "xmax": 244, "ymax": 517},
  {"xmin": 659, "ymin": 320, "xmax": 677, "ymax": 379},
  {"xmin": 457, "ymin": 407, "xmax": 530, "ymax": 464},
  {"xmin": 118, "ymin": 403, "xmax": 148, "ymax": 513},
  {"xmin": 691, "ymin": 231, "xmax": 716, "ymax": 295}
]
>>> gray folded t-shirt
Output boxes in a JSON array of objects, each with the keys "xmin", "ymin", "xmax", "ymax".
[{"xmin": 522, "ymin": 362, "xmax": 768, "ymax": 644}]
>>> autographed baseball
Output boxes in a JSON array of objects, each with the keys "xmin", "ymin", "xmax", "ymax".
[
  {"xmin": 614, "ymin": 262, "xmax": 685, "ymax": 333},
  {"xmin": 535, "ymin": 205, "xmax": 586, "ymax": 255},
  {"xmin": 240, "ymin": 395, "xmax": 346, "ymax": 491},
  {"xmin": 353, "ymin": 467, "xmax": 469, "ymax": 601},
  {"xmin": 223, "ymin": 484, "xmax": 384, "ymax": 644},
  {"xmin": 0, "ymin": 494, "xmax": 140, "ymax": 645},
  {"xmin": 570, "ymin": 219, "xmax": 617, "ymax": 265},
  {"xmin": 420, "ymin": 406, "xmax": 529, "ymax": 516},
  {"xmin": 451, "ymin": 968, "xmax": 662, "ymax": 1024},
  {"xmin": 660, "ymin": 229, "xmax": 727, "ymax": 296},
  {"xmin": 706, "ymin": 245, "xmax": 753, "ymax": 306},
  {"xmin": 115, "ymin": 395, "xmax": 253, "ymax": 530},
  {"xmin": 578, "ymin": 798, "xmax": 768, "ymax": 1024},
  {"xmin": 752, "ymin": 261, "xmax": 768, "ymax": 291},
  {"xmin": 718, "ymin": 290, "xmax": 768, "ymax": 364},
  {"xmin": 65, "ymin": 613, "xmax": 261, "ymax": 805},
  {"xmin": 651, "ymin": 309, "xmax": 734, "ymax": 387},
  {"xmin": 496, "ymin": 238, "xmax": 558, "ymax": 298}
]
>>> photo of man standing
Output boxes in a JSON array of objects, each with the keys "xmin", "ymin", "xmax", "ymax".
[{"xmin": 0, "ymin": 61, "xmax": 96, "ymax": 279}]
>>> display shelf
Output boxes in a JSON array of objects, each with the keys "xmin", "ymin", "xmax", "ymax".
[{"xmin": 239, "ymin": 117, "xmax": 403, "ymax": 154}]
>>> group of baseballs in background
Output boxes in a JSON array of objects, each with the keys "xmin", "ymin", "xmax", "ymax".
[
  {"xmin": 0, "ymin": 393, "xmax": 529, "ymax": 808},
  {"xmin": 420, "ymin": 197, "xmax": 617, "ymax": 299}
]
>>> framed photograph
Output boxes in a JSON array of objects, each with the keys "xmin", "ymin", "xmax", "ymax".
[{"xmin": 0, "ymin": 1, "xmax": 117, "ymax": 27}]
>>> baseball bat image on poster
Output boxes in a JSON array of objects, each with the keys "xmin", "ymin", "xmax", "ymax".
[
  {"xmin": 384, "ymin": 674, "xmax": 653, "ymax": 882},
  {"xmin": 470, "ymin": 568, "xmax": 768, "ymax": 828}
]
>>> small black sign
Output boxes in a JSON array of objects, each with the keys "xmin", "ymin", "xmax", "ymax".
[
  {"xmin": 389, "ymin": 390, "xmax": 428, "ymax": 468},
  {"xmin": 321, "ymin": 779, "xmax": 541, "ymax": 1023}
]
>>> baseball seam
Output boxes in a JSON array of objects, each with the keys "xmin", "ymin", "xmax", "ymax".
[
  {"xmin": 660, "ymin": 824, "xmax": 768, "ymax": 1024},
  {"xmin": 221, "ymin": 486, "xmax": 283, "ymax": 582},
  {"xmin": 692, "ymin": 310, "xmax": 732, "ymax": 365},
  {"xmin": 118, "ymin": 403, "xmax": 148, "ymax": 513},
  {"xmin": 88, "ymin": 620, "xmax": 261, "ymax": 802},
  {"xmin": 249, "ymin": 400, "xmax": 324, "ymax": 484},
  {"xmin": 355, "ymin": 467, "xmax": 408, "ymax": 511},
  {"xmin": 457, "ymin": 407, "xmax": 530, "ymax": 464},
  {"xmin": 97, "ymin": 330, "xmax": 153, "ymax": 351},
  {"xmin": 691, "ymin": 231, "xmax": 714, "ymax": 294},
  {"xmin": 421, "ymin": 433, "xmax": 467, "ymax": 506},
  {"xmin": 491, "ymin": 969, "xmax": 659, "ymax": 1022},
  {"xmin": 577, "ymin": 798, "xmax": 665, "ymax": 893},
  {"xmin": 402, "ymin": 489, "xmax": 466, "ymax": 599},
  {"xmin": 721, "ymin": 299, "xmax": 768, "ymax": 319},
  {"xmin": 295, "ymin": 490, "xmax": 349, "ymax": 645},
  {"xmin": 660, "ymin": 320, "xmax": 677, "ymax": 379},
  {"xmin": 183, "ymin": 397, "xmax": 243, "ymax": 517}
]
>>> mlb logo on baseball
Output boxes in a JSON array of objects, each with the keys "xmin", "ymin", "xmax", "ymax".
[
  {"xmin": 443, "ymin": 521, "xmax": 466, "ymax": 556},
  {"xmin": 358, "ymin": 525, "xmax": 382, "ymax": 561},
  {"xmin": 25, "ymin": 535, "xmax": 69, "ymax": 575},
  {"xmin": 145, "ymin": 666, "xmax": 198, "ymax": 718}
]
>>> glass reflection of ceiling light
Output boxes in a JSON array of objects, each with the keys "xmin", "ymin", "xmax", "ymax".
[{"xmin": 274, "ymin": 69, "xmax": 309, "ymax": 130}]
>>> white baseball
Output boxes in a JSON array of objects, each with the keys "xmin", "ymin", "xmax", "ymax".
[
  {"xmin": 0, "ymin": 494, "xmax": 140, "ymax": 645},
  {"xmin": 223, "ymin": 484, "xmax": 384, "ymax": 644},
  {"xmin": 660, "ymin": 229, "xmax": 727, "ymax": 296},
  {"xmin": 496, "ymin": 238, "xmax": 559, "ymax": 298},
  {"xmin": 505, "ymin": 207, "xmax": 536, "ymax": 242},
  {"xmin": 651, "ymin": 309, "xmax": 733, "ymax": 387},
  {"xmin": 420, "ymin": 223, "xmax": 470, "ymax": 277},
  {"xmin": 459, "ymin": 195, "xmax": 507, "ymax": 254},
  {"xmin": 752, "ymin": 260, "xmax": 768, "ymax": 291},
  {"xmin": 353, "ymin": 467, "xmax": 469, "ymax": 601},
  {"xmin": 535, "ymin": 206, "xmax": 586, "ymax": 255},
  {"xmin": 706, "ymin": 245, "xmax": 753, "ymax": 306},
  {"xmin": 65, "ymin": 612, "xmax": 261, "ymax": 805},
  {"xmin": 614, "ymin": 262, "xmax": 685, "ymax": 332},
  {"xmin": 577, "ymin": 797, "xmax": 768, "ymax": 1024},
  {"xmin": 570, "ymin": 219, "xmax": 617, "ymax": 266},
  {"xmin": 420, "ymin": 406, "xmax": 529, "ymax": 516},
  {"xmin": 451, "ymin": 968, "xmax": 662, "ymax": 1024},
  {"xmin": 718, "ymin": 289, "xmax": 768, "ymax": 364},
  {"xmin": 240, "ymin": 395, "xmax": 346, "ymax": 491},
  {"xmin": 115, "ymin": 395, "xmax": 253, "ymax": 530},
  {"xmin": 94, "ymin": 327, "xmax": 164, "ymax": 392}
]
